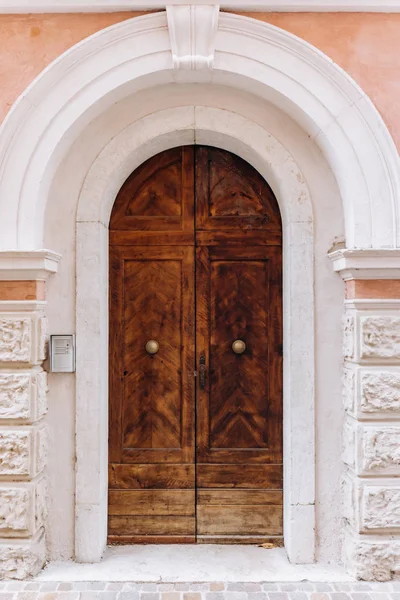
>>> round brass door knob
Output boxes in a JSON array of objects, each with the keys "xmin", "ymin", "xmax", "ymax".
[
  {"xmin": 145, "ymin": 340, "xmax": 159, "ymax": 355},
  {"xmin": 232, "ymin": 339, "xmax": 246, "ymax": 354}
]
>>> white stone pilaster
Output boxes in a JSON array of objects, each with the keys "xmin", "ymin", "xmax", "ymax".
[
  {"xmin": 0, "ymin": 252, "xmax": 59, "ymax": 579},
  {"xmin": 331, "ymin": 249, "xmax": 400, "ymax": 581}
]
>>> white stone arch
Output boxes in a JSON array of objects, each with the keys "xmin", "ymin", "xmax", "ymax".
[
  {"xmin": 0, "ymin": 9, "xmax": 398, "ymax": 251},
  {"xmin": 75, "ymin": 106, "xmax": 315, "ymax": 564}
]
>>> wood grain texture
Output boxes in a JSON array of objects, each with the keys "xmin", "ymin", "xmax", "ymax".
[
  {"xmin": 109, "ymin": 145, "xmax": 283, "ymax": 543},
  {"xmin": 197, "ymin": 536, "xmax": 283, "ymax": 546},
  {"xmin": 108, "ymin": 535, "xmax": 196, "ymax": 545},
  {"xmin": 108, "ymin": 516, "xmax": 196, "ymax": 536},
  {"xmin": 109, "ymin": 464, "xmax": 195, "ymax": 490},
  {"xmin": 109, "ymin": 490, "xmax": 195, "ymax": 516},
  {"xmin": 197, "ymin": 505, "xmax": 283, "ymax": 536},
  {"xmin": 196, "ymin": 464, "xmax": 283, "ymax": 489},
  {"xmin": 197, "ymin": 490, "xmax": 283, "ymax": 505}
]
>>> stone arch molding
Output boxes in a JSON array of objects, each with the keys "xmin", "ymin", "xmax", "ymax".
[
  {"xmin": 75, "ymin": 105, "xmax": 315, "ymax": 564},
  {"xmin": 0, "ymin": 6, "xmax": 399, "ymax": 251}
]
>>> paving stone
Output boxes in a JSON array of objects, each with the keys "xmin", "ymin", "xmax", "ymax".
[
  {"xmin": 353, "ymin": 585, "xmax": 372, "ymax": 592},
  {"xmin": 6, "ymin": 585, "xmax": 24, "ymax": 591},
  {"xmin": 349, "ymin": 594, "xmax": 372, "ymax": 600},
  {"xmin": 290, "ymin": 594, "xmax": 308, "ymax": 600},
  {"xmin": 158, "ymin": 586, "xmax": 175, "ymax": 592},
  {"xmin": 105, "ymin": 585, "xmax": 122, "ymax": 592},
  {"xmin": 315, "ymin": 586, "xmax": 333, "ymax": 593},
  {"xmin": 279, "ymin": 586, "xmax": 297, "ymax": 593},
  {"xmin": 119, "ymin": 594, "xmax": 139, "ymax": 600},
  {"xmin": 333, "ymin": 586, "xmax": 351, "ymax": 592},
  {"xmin": 174, "ymin": 587, "xmax": 189, "ymax": 593},
  {"xmin": 392, "ymin": 583, "xmax": 400, "ymax": 591},
  {"xmin": 205, "ymin": 593, "xmax": 225, "ymax": 600},
  {"xmin": 368, "ymin": 594, "xmax": 390, "ymax": 600},
  {"xmin": 40, "ymin": 584, "xmax": 60, "ymax": 592},
  {"xmin": 161, "ymin": 593, "xmax": 180, "ymax": 600},
  {"xmin": 224, "ymin": 593, "xmax": 247, "ymax": 600},
  {"xmin": 262, "ymin": 586, "xmax": 278, "ymax": 592},
  {"xmin": 226, "ymin": 586, "xmax": 245, "ymax": 593},
  {"xmin": 267, "ymin": 593, "xmax": 289, "ymax": 600},
  {"xmin": 247, "ymin": 593, "xmax": 268, "ymax": 600},
  {"xmin": 0, "ymin": 595, "xmax": 15, "ymax": 600},
  {"xmin": 183, "ymin": 594, "xmax": 201, "ymax": 600},
  {"xmin": 310, "ymin": 594, "xmax": 330, "ymax": 600},
  {"xmin": 330, "ymin": 594, "xmax": 351, "ymax": 600},
  {"xmin": 140, "ymin": 594, "xmax": 160, "ymax": 600},
  {"xmin": 209, "ymin": 586, "xmax": 224, "ymax": 593},
  {"xmin": 78, "ymin": 593, "xmax": 102, "ymax": 600},
  {"xmin": 141, "ymin": 586, "xmax": 158, "ymax": 593},
  {"xmin": 243, "ymin": 585, "xmax": 261, "ymax": 593}
]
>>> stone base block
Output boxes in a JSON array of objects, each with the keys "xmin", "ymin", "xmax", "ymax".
[
  {"xmin": 344, "ymin": 527, "xmax": 400, "ymax": 581},
  {"xmin": 0, "ymin": 529, "xmax": 45, "ymax": 579}
]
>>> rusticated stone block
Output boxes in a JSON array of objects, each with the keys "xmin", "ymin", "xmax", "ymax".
[
  {"xmin": 343, "ymin": 368, "xmax": 355, "ymax": 413},
  {"xmin": 360, "ymin": 316, "xmax": 400, "ymax": 359},
  {"xmin": 343, "ymin": 314, "xmax": 355, "ymax": 359},
  {"xmin": 37, "ymin": 318, "xmax": 48, "ymax": 362},
  {"xmin": 362, "ymin": 427, "xmax": 400, "ymax": 474},
  {"xmin": 35, "ymin": 477, "xmax": 47, "ymax": 531},
  {"xmin": 344, "ymin": 528, "xmax": 400, "ymax": 581},
  {"xmin": 342, "ymin": 419, "xmax": 355, "ymax": 469},
  {"xmin": 362, "ymin": 486, "xmax": 400, "ymax": 530},
  {"xmin": 0, "ymin": 370, "xmax": 47, "ymax": 422},
  {"xmin": 35, "ymin": 370, "xmax": 47, "ymax": 420},
  {"xmin": 0, "ymin": 530, "xmax": 45, "ymax": 579},
  {"xmin": 35, "ymin": 426, "xmax": 47, "ymax": 475},
  {"xmin": 342, "ymin": 475, "xmax": 356, "ymax": 529},
  {"xmin": 360, "ymin": 370, "xmax": 400, "ymax": 413},
  {"xmin": 0, "ymin": 487, "xmax": 31, "ymax": 534},
  {"xmin": 0, "ymin": 373, "xmax": 31, "ymax": 419},
  {"xmin": 0, "ymin": 430, "xmax": 30, "ymax": 476},
  {"xmin": 0, "ymin": 318, "xmax": 31, "ymax": 362}
]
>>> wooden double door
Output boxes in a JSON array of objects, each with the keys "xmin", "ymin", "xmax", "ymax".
[{"xmin": 108, "ymin": 146, "xmax": 283, "ymax": 545}]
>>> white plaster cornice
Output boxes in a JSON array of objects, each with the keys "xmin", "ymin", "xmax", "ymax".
[
  {"xmin": 1, "ymin": 1, "xmax": 400, "ymax": 13},
  {"xmin": 166, "ymin": 5, "xmax": 219, "ymax": 70},
  {"xmin": 0, "ymin": 250, "xmax": 61, "ymax": 280},
  {"xmin": 329, "ymin": 249, "xmax": 400, "ymax": 280}
]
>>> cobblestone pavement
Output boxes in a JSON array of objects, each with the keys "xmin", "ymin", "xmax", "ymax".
[{"xmin": 0, "ymin": 581, "xmax": 400, "ymax": 599}]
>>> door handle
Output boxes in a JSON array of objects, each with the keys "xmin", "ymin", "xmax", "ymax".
[{"xmin": 199, "ymin": 354, "xmax": 206, "ymax": 390}]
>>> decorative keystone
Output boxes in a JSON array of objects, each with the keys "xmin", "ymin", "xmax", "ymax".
[{"xmin": 167, "ymin": 5, "xmax": 220, "ymax": 70}]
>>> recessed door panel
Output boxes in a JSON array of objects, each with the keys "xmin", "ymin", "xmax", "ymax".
[
  {"xmin": 108, "ymin": 145, "xmax": 283, "ymax": 545},
  {"xmin": 109, "ymin": 245, "xmax": 195, "ymax": 543}
]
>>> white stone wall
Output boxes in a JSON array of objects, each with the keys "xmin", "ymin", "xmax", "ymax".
[
  {"xmin": 342, "ymin": 302, "xmax": 400, "ymax": 581},
  {"xmin": 0, "ymin": 302, "xmax": 48, "ymax": 579}
]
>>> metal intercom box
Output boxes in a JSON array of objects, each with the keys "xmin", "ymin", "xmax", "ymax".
[{"xmin": 50, "ymin": 335, "xmax": 76, "ymax": 373}]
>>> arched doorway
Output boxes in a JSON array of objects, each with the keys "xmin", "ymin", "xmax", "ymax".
[{"xmin": 108, "ymin": 145, "xmax": 283, "ymax": 544}]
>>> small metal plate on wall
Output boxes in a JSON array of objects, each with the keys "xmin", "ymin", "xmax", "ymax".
[{"xmin": 50, "ymin": 335, "xmax": 76, "ymax": 373}]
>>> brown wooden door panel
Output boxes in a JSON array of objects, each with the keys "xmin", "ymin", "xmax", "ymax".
[
  {"xmin": 108, "ymin": 242, "xmax": 195, "ymax": 541},
  {"xmin": 109, "ymin": 490, "xmax": 195, "ymax": 516},
  {"xmin": 110, "ymin": 146, "xmax": 194, "ymax": 241},
  {"xmin": 109, "ymin": 464, "xmax": 195, "ymax": 490},
  {"xmin": 197, "ymin": 505, "xmax": 283, "ymax": 536},
  {"xmin": 196, "ymin": 464, "xmax": 283, "ymax": 489},
  {"xmin": 108, "ymin": 515, "xmax": 196, "ymax": 536},
  {"xmin": 195, "ymin": 146, "xmax": 281, "ymax": 234},
  {"xmin": 195, "ymin": 246, "xmax": 283, "ymax": 464},
  {"xmin": 109, "ymin": 245, "xmax": 195, "ymax": 465},
  {"xmin": 109, "ymin": 145, "xmax": 283, "ymax": 544}
]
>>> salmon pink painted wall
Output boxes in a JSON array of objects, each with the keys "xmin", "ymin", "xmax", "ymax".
[{"xmin": 0, "ymin": 12, "xmax": 399, "ymax": 147}]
